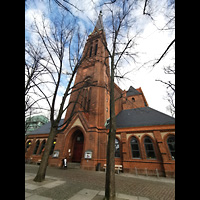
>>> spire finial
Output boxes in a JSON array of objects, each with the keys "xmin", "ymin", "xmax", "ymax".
[{"xmin": 95, "ymin": 10, "xmax": 104, "ymax": 30}]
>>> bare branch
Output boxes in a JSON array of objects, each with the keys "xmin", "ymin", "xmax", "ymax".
[{"xmin": 152, "ymin": 39, "xmax": 175, "ymax": 67}]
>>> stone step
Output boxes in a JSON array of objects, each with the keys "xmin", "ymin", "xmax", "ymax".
[{"xmin": 67, "ymin": 162, "xmax": 81, "ymax": 169}]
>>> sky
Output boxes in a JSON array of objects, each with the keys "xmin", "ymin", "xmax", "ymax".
[{"xmin": 25, "ymin": 0, "xmax": 175, "ymax": 119}]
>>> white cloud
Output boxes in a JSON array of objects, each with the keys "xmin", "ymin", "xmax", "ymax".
[{"xmin": 113, "ymin": 2, "xmax": 174, "ymax": 116}]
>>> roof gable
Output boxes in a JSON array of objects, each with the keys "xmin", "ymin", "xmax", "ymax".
[{"xmin": 126, "ymin": 86, "xmax": 141, "ymax": 97}]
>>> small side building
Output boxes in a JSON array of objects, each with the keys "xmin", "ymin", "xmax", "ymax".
[{"xmin": 25, "ymin": 115, "xmax": 49, "ymax": 133}]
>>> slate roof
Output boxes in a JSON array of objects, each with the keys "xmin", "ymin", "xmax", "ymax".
[
  {"xmin": 106, "ymin": 107, "xmax": 175, "ymax": 129},
  {"xmin": 27, "ymin": 107, "xmax": 175, "ymax": 135},
  {"xmin": 26, "ymin": 119, "xmax": 64, "ymax": 135},
  {"xmin": 126, "ymin": 86, "xmax": 141, "ymax": 97}
]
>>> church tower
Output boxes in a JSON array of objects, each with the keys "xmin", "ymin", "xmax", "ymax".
[{"xmin": 64, "ymin": 11, "xmax": 110, "ymax": 128}]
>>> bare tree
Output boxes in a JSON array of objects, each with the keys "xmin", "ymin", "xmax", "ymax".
[
  {"xmin": 52, "ymin": 0, "xmax": 82, "ymax": 15},
  {"xmin": 25, "ymin": 13, "xmax": 91, "ymax": 182},
  {"xmin": 156, "ymin": 63, "xmax": 175, "ymax": 117},
  {"xmin": 142, "ymin": 0, "xmax": 175, "ymax": 68},
  {"xmin": 96, "ymin": 1, "xmax": 140, "ymax": 199},
  {"xmin": 143, "ymin": 0, "xmax": 175, "ymax": 116},
  {"xmin": 97, "ymin": 1, "xmax": 175, "ymax": 199},
  {"xmin": 25, "ymin": 40, "xmax": 47, "ymax": 119}
]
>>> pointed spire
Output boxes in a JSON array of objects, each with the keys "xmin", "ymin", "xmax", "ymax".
[
  {"xmin": 89, "ymin": 10, "xmax": 106, "ymax": 41},
  {"xmin": 95, "ymin": 10, "xmax": 104, "ymax": 30}
]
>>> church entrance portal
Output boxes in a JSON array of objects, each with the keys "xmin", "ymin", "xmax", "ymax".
[{"xmin": 72, "ymin": 130, "xmax": 84, "ymax": 163}]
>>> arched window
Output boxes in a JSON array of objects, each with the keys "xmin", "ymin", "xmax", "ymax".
[
  {"xmin": 38, "ymin": 140, "xmax": 46, "ymax": 155},
  {"xmin": 89, "ymin": 46, "xmax": 93, "ymax": 57},
  {"xmin": 144, "ymin": 137, "xmax": 156, "ymax": 159},
  {"xmin": 94, "ymin": 42, "xmax": 98, "ymax": 56},
  {"xmin": 167, "ymin": 136, "xmax": 175, "ymax": 160},
  {"xmin": 33, "ymin": 140, "xmax": 40, "ymax": 155},
  {"xmin": 26, "ymin": 140, "xmax": 32, "ymax": 152},
  {"xmin": 115, "ymin": 138, "xmax": 120, "ymax": 158},
  {"xmin": 50, "ymin": 139, "xmax": 56, "ymax": 155},
  {"xmin": 130, "ymin": 137, "xmax": 140, "ymax": 158},
  {"xmin": 82, "ymin": 87, "xmax": 91, "ymax": 112}
]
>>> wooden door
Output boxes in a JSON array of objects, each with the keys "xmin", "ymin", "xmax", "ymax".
[{"xmin": 72, "ymin": 133, "xmax": 84, "ymax": 162}]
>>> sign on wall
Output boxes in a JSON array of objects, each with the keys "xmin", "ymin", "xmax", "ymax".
[
  {"xmin": 52, "ymin": 150, "xmax": 60, "ymax": 158},
  {"xmin": 84, "ymin": 150, "xmax": 92, "ymax": 159}
]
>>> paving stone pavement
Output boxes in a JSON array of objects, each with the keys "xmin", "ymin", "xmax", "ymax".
[{"xmin": 25, "ymin": 164, "xmax": 175, "ymax": 200}]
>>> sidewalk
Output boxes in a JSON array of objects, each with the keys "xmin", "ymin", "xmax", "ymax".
[
  {"xmin": 25, "ymin": 164, "xmax": 175, "ymax": 200},
  {"xmin": 120, "ymin": 172, "xmax": 175, "ymax": 184}
]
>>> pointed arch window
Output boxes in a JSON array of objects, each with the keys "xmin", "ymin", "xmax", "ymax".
[
  {"xmin": 89, "ymin": 46, "xmax": 93, "ymax": 57},
  {"xmin": 94, "ymin": 41, "xmax": 98, "ymax": 56},
  {"xmin": 144, "ymin": 137, "xmax": 156, "ymax": 159},
  {"xmin": 26, "ymin": 140, "xmax": 32, "ymax": 152},
  {"xmin": 167, "ymin": 136, "xmax": 175, "ymax": 160},
  {"xmin": 82, "ymin": 87, "xmax": 91, "ymax": 112},
  {"xmin": 38, "ymin": 140, "xmax": 46, "ymax": 155},
  {"xmin": 33, "ymin": 140, "xmax": 40, "ymax": 155},
  {"xmin": 130, "ymin": 137, "xmax": 140, "ymax": 158}
]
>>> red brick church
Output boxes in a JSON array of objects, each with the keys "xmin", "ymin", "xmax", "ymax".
[{"xmin": 25, "ymin": 12, "xmax": 175, "ymax": 177}]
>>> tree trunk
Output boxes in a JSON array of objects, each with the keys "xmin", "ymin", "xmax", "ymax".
[
  {"xmin": 33, "ymin": 126, "xmax": 57, "ymax": 182},
  {"xmin": 105, "ymin": 58, "xmax": 116, "ymax": 200}
]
